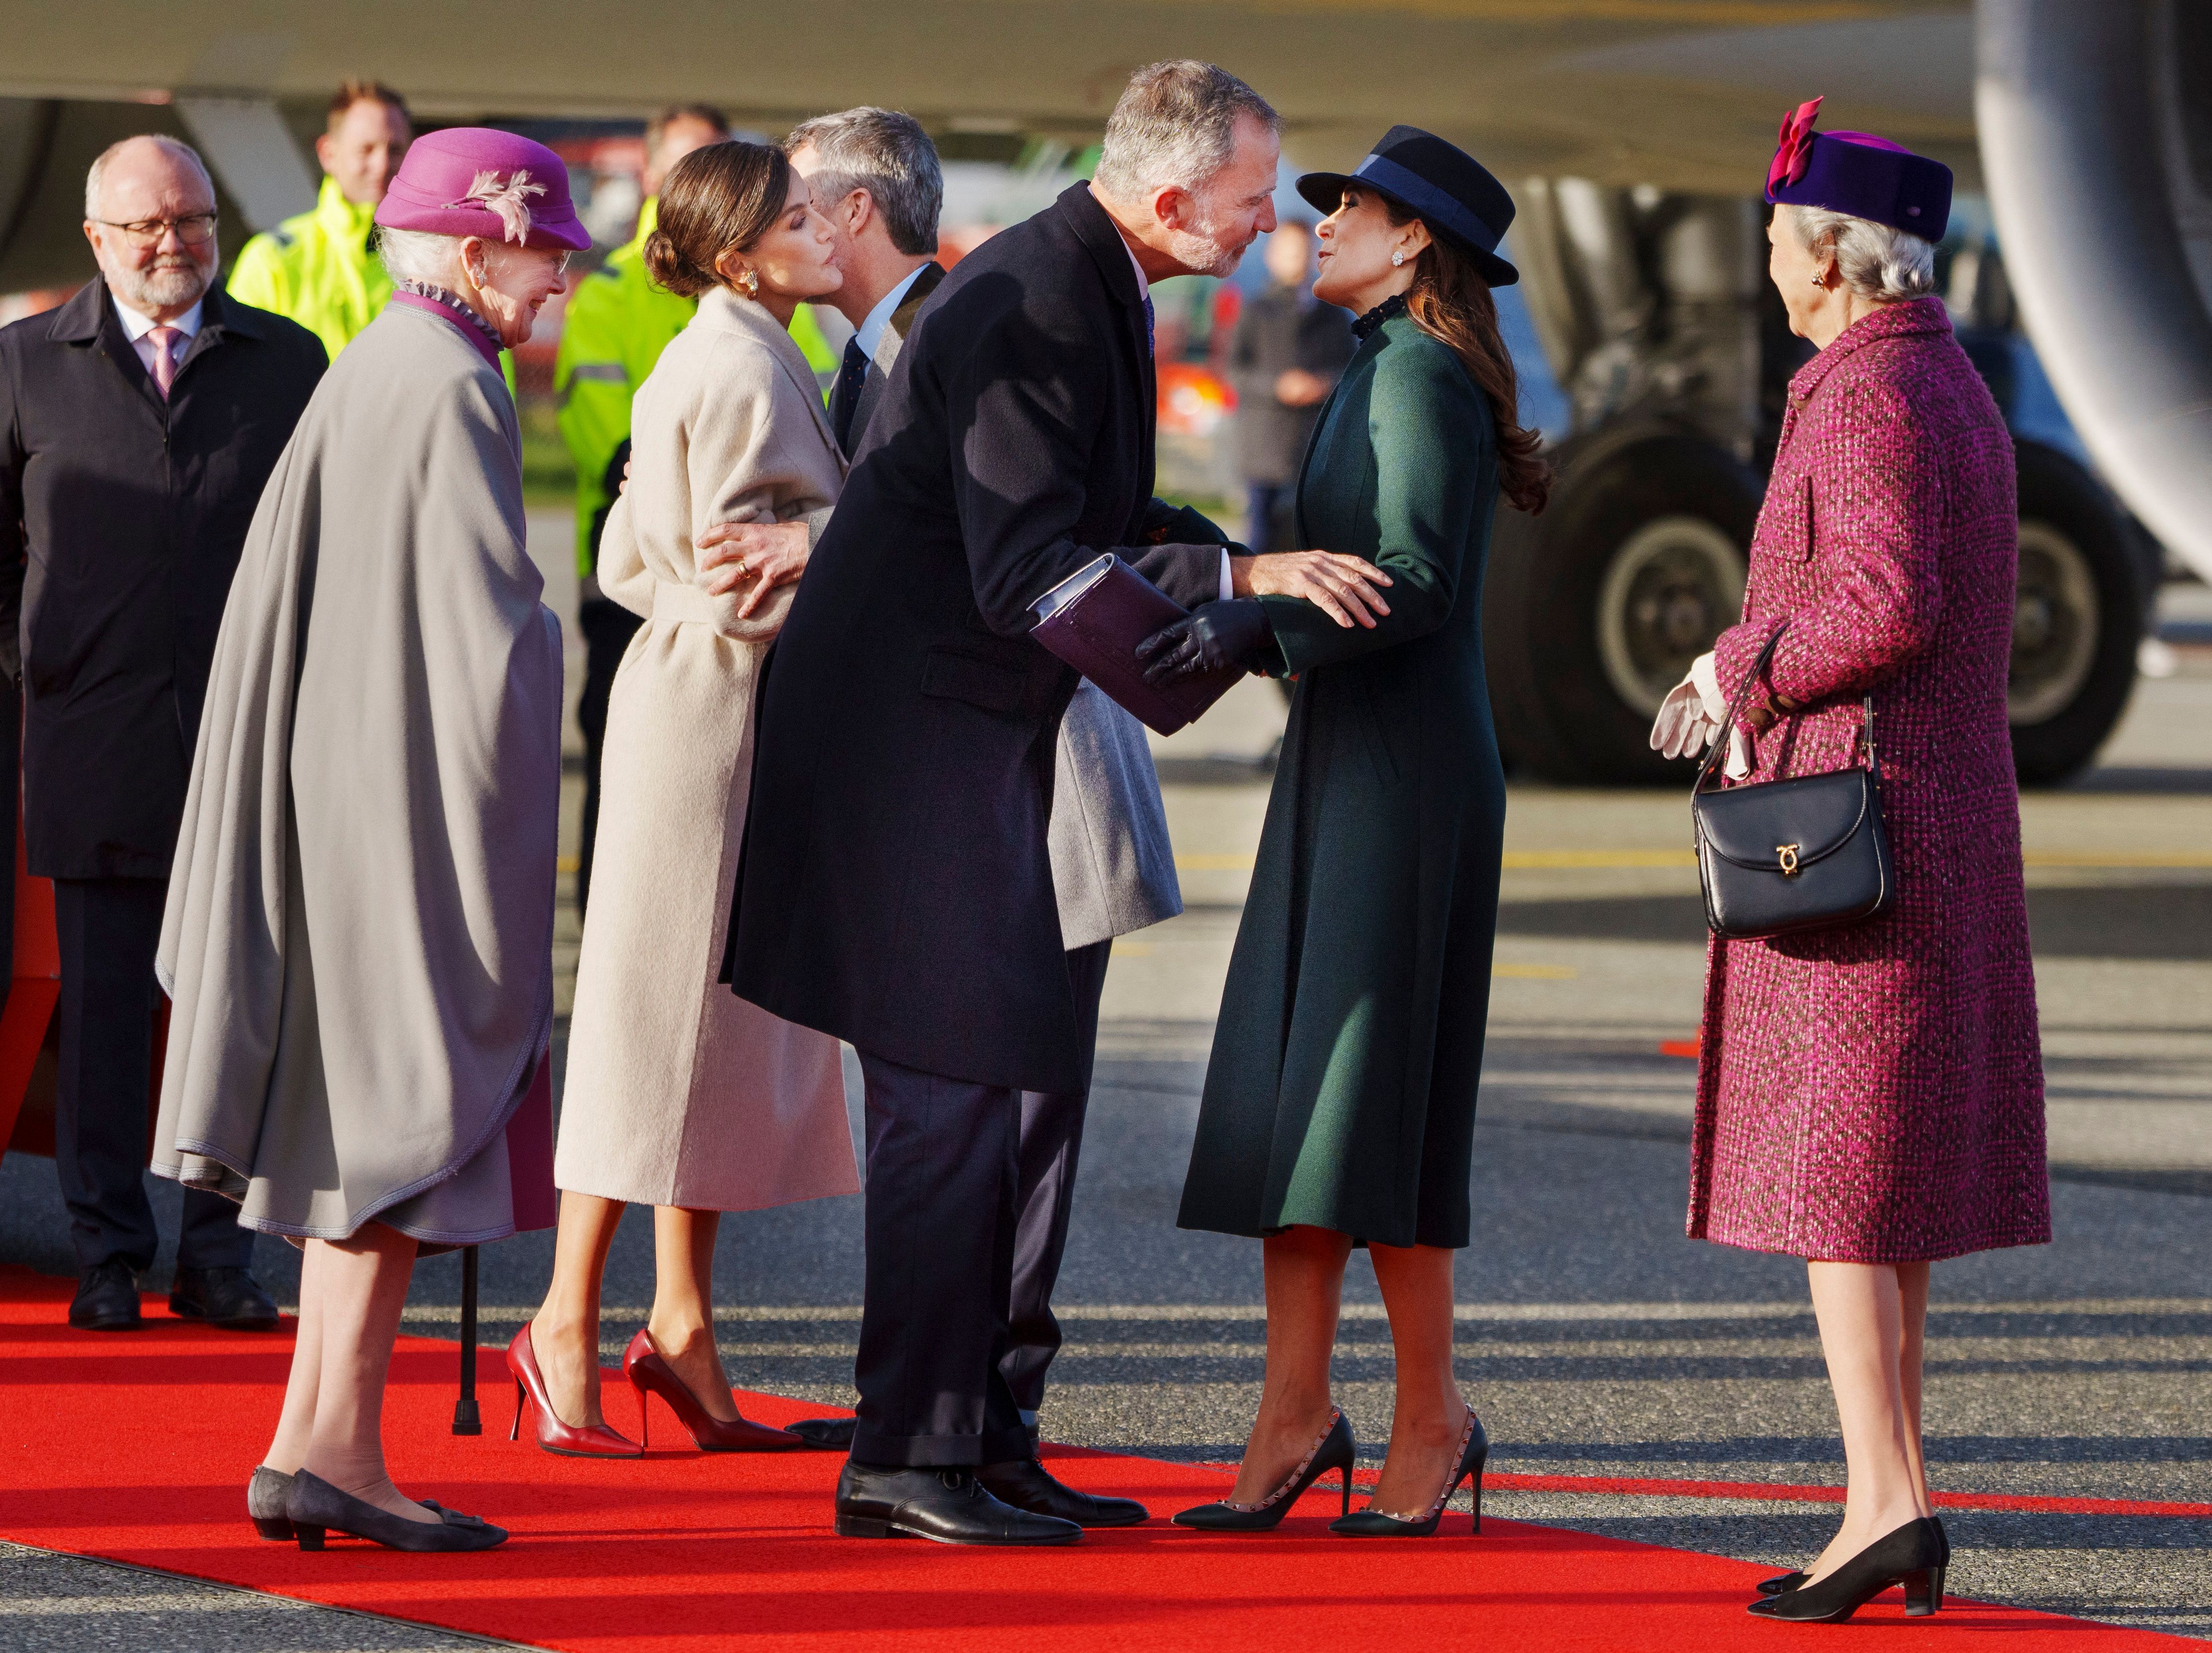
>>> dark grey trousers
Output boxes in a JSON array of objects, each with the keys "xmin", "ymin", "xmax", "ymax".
[
  {"xmin": 53, "ymin": 877, "xmax": 251, "ymax": 1276},
  {"xmin": 851, "ymin": 937, "xmax": 1113, "ymax": 1466},
  {"xmin": 1002, "ymin": 936, "xmax": 1111, "ymax": 1414}
]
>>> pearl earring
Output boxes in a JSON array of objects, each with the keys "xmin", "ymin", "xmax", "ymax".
[
  {"xmin": 739, "ymin": 269, "xmax": 759, "ymax": 298},
  {"xmin": 1392, "ymin": 249, "xmax": 1406, "ymax": 266}
]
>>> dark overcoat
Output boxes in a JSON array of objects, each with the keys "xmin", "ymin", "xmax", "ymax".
[
  {"xmin": 1688, "ymin": 298, "xmax": 2049, "ymax": 1264},
  {"xmin": 1226, "ymin": 284, "xmax": 1357, "ymax": 485},
  {"xmin": 1178, "ymin": 302, "xmax": 1506, "ymax": 1250},
  {"xmin": 723, "ymin": 183, "xmax": 1224, "ymax": 1095},
  {"xmin": 0, "ymin": 280, "xmax": 325, "ymax": 880}
]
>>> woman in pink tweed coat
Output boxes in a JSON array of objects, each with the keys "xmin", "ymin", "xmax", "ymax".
[{"xmin": 1651, "ymin": 105, "xmax": 2048, "ymax": 1624}]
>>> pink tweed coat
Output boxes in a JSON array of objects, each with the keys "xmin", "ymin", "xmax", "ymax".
[{"xmin": 1686, "ymin": 297, "xmax": 2051, "ymax": 1264}]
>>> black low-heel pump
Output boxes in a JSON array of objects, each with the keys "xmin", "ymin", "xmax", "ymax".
[
  {"xmin": 1173, "ymin": 1409, "xmax": 1356, "ymax": 1531},
  {"xmin": 247, "ymin": 1466, "xmax": 295, "ymax": 1541},
  {"xmin": 284, "ymin": 1469, "xmax": 509, "ymax": 1554},
  {"xmin": 1329, "ymin": 1406, "xmax": 1487, "ymax": 1537},
  {"xmin": 1758, "ymin": 1512, "xmax": 1949, "ymax": 1602},
  {"xmin": 1745, "ymin": 1517, "xmax": 1946, "ymax": 1623}
]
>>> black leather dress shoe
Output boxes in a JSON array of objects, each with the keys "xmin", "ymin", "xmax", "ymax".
[
  {"xmin": 787, "ymin": 1416, "xmax": 857, "ymax": 1451},
  {"xmin": 70, "ymin": 1262, "xmax": 143, "ymax": 1331},
  {"xmin": 978, "ymin": 1456, "xmax": 1148, "ymax": 1527},
  {"xmin": 170, "ymin": 1267, "xmax": 280, "ymax": 1330},
  {"xmin": 834, "ymin": 1461, "xmax": 1082, "ymax": 1546}
]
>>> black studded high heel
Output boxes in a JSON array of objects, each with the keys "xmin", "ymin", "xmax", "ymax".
[
  {"xmin": 1328, "ymin": 1405, "xmax": 1487, "ymax": 1537},
  {"xmin": 1173, "ymin": 1409, "xmax": 1356, "ymax": 1531},
  {"xmin": 1745, "ymin": 1517, "xmax": 1946, "ymax": 1622}
]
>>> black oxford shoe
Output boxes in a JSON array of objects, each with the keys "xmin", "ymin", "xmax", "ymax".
[
  {"xmin": 170, "ymin": 1267, "xmax": 280, "ymax": 1330},
  {"xmin": 70, "ymin": 1262, "xmax": 143, "ymax": 1331},
  {"xmin": 833, "ymin": 1461, "xmax": 1082, "ymax": 1546},
  {"xmin": 786, "ymin": 1416, "xmax": 858, "ymax": 1451},
  {"xmin": 978, "ymin": 1456, "xmax": 1149, "ymax": 1527}
]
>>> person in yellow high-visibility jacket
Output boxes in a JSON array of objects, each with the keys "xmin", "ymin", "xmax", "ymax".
[
  {"xmin": 227, "ymin": 81, "xmax": 411, "ymax": 363},
  {"xmin": 556, "ymin": 103, "xmax": 842, "ymax": 913}
]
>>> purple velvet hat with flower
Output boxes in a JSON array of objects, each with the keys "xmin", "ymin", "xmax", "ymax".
[
  {"xmin": 1765, "ymin": 96, "xmax": 1952, "ymax": 242},
  {"xmin": 374, "ymin": 127, "xmax": 590, "ymax": 251}
]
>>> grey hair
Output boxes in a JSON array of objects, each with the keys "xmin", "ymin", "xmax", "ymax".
[
  {"xmin": 84, "ymin": 135, "xmax": 214, "ymax": 219},
  {"xmin": 1786, "ymin": 203, "xmax": 1936, "ymax": 303},
  {"xmin": 375, "ymin": 226, "xmax": 468, "ymax": 288},
  {"xmin": 1093, "ymin": 60, "xmax": 1278, "ymax": 201},
  {"xmin": 784, "ymin": 107, "xmax": 942, "ymax": 256}
]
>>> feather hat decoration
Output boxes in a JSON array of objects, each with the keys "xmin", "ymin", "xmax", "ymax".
[{"xmin": 446, "ymin": 169, "xmax": 546, "ymax": 244}]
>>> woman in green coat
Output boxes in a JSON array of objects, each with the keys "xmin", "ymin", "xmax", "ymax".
[{"xmin": 1139, "ymin": 129, "xmax": 1550, "ymax": 1537}]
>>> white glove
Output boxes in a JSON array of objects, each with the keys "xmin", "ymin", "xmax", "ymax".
[
  {"xmin": 1650, "ymin": 669, "xmax": 1720, "ymax": 760},
  {"xmin": 1689, "ymin": 650, "xmax": 1753, "ymax": 779}
]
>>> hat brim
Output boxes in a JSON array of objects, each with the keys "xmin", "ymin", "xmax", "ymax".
[{"xmin": 1294, "ymin": 170, "xmax": 1518, "ymax": 287}]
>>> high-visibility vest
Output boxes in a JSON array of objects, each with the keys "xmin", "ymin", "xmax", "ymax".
[
  {"xmin": 227, "ymin": 176, "xmax": 390, "ymax": 364},
  {"xmin": 553, "ymin": 197, "xmax": 843, "ymax": 577}
]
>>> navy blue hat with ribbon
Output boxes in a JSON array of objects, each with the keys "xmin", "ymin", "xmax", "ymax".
[{"xmin": 1296, "ymin": 126, "xmax": 1518, "ymax": 287}]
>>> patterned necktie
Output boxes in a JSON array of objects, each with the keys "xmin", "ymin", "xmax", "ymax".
[
  {"xmin": 830, "ymin": 335, "xmax": 869, "ymax": 455},
  {"xmin": 147, "ymin": 325, "xmax": 182, "ymax": 400},
  {"xmin": 1143, "ymin": 295, "xmax": 1156, "ymax": 358}
]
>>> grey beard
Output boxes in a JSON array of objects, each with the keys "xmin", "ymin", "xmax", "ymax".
[{"xmin": 111, "ymin": 258, "xmax": 211, "ymax": 315}]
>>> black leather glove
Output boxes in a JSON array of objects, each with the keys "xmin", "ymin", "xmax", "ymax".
[{"xmin": 1136, "ymin": 598, "xmax": 1270, "ymax": 686}]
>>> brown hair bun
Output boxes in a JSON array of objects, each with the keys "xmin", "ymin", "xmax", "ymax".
[{"xmin": 642, "ymin": 140, "xmax": 792, "ymax": 299}]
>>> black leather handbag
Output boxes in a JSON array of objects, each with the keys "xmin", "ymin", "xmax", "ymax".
[{"xmin": 1691, "ymin": 627, "xmax": 1895, "ymax": 941}]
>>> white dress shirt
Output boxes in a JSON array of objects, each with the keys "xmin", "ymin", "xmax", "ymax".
[
  {"xmin": 111, "ymin": 291, "xmax": 204, "ymax": 380},
  {"xmin": 855, "ymin": 263, "xmax": 929, "ymax": 364}
]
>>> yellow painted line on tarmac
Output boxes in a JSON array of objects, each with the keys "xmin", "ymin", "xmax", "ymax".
[
  {"xmin": 1503, "ymin": 850, "xmax": 1697, "ymax": 868},
  {"xmin": 2023, "ymin": 852, "xmax": 2212, "ymax": 868},
  {"xmin": 557, "ymin": 855, "xmax": 580, "ymax": 873},
  {"xmin": 1176, "ymin": 854, "xmax": 1257, "ymax": 870},
  {"xmin": 1495, "ymin": 963, "xmax": 1579, "ymax": 979}
]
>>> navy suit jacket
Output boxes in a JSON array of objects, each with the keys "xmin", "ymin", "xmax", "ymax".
[{"xmin": 724, "ymin": 183, "xmax": 1222, "ymax": 1093}]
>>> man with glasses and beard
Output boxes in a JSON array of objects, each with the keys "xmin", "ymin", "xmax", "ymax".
[{"xmin": 0, "ymin": 135, "xmax": 325, "ymax": 1333}]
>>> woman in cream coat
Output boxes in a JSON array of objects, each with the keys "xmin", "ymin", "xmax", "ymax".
[{"xmin": 512, "ymin": 141, "xmax": 858, "ymax": 1455}]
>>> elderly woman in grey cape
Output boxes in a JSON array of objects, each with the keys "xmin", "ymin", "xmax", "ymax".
[{"xmin": 152, "ymin": 129, "xmax": 584, "ymax": 1555}]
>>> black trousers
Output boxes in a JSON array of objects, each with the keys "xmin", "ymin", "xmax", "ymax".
[
  {"xmin": 574, "ymin": 596, "xmax": 643, "ymax": 914},
  {"xmin": 1244, "ymin": 481, "xmax": 1288, "ymax": 557},
  {"xmin": 1002, "ymin": 936, "xmax": 1111, "ymax": 1415},
  {"xmin": 53, "ymin": 877, "xmax": 250, "ymax": 1275}
]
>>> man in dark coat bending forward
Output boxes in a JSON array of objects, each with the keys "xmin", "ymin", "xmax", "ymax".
[{"xmin": 724, "ymin": 61, "xmax": 1386, "ymax": 1546}]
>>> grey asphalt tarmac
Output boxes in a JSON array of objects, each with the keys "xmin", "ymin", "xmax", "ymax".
[{"xmin": 2, "ymin": 590, "xmax": 2207, "ymax": 1650}]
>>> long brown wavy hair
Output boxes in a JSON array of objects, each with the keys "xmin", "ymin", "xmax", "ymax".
[{"xmin": 1379, "ymin": 194, "xmax": 1551, "ymax": 514}]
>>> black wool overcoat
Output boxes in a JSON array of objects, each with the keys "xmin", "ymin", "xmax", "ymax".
[
  {"xmin": 723, "ymin": 183, "xmax": 1225, "ymax": 1095},
  {"xmin": 0, "ymin": 280, "xmax": 325, "ymax": 880}
]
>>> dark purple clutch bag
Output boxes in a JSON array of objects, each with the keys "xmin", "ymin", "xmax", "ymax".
[{"xmin": 1029, "ymin": 554, "xmax": 1241, "ymax": 736}]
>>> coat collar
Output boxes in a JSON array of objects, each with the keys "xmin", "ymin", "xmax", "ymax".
[
  {"xmin": 50, "ymin": 277, "xmax": 262, "ymax": 346},
  {"xmin": 1055, "ymin": 182, "xmax": 1146, "ymax": 313},
  {"xmin": 1787, "ymin": 295, "xmax": 1951, "ymax": 406},
  {"xmin": 695, "ymin": 285, "xmax": 841, "ymax": 456}
]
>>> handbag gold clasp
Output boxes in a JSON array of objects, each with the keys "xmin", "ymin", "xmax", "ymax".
[{"xmin": 1776, "ymin": 843, "xmax": 1801, "ymax": 877}]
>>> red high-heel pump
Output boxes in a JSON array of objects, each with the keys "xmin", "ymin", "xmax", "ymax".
[
  {"xmin": 622, "ymin": 1328, "xmax": 804, "ymax": 1452},
  {"xmin": 506, "ymin": 1323, "xmax": 642, "ymax": 1457}
]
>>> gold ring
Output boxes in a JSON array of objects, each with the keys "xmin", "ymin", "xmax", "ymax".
[{"xmin": 733, "ymin": 558, "xmax": 748, "ymax": 579}]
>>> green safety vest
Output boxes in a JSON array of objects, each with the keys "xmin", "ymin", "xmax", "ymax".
[
  {"xmin": 227, "ymin": 176, "xmax": 390, "ymax": 363},
  {"xmin": 554, "ymin": 196, "xmax": 842, "ymax": 577}
]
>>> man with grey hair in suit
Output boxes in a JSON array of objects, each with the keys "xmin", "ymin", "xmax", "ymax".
[{"xmin": 693, "ymin": 107, "xmax": 1180, "ymax": 1527}]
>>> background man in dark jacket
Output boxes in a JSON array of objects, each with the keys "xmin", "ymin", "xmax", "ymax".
[
  {"xmin": 726, "ymin": 60, "xmax": 1385, "ymax": 1547},
  {"xmin": 0, "ymin": 135, "xmax": 325, "ymax": 1332},
  {"xmin": 1227, "ymin": 219, "xmax": 1355, "ymax": 555}
]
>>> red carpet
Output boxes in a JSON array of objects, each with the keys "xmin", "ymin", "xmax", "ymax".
[{"xmin": 0, "ymin": 1265, "xmax": 2192, "ymax": 1652}]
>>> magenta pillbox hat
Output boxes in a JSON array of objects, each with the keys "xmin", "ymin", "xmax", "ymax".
[
  {"xmin": 374, "ymin": 128, "xmax": 590, "ymax": 251},
  {"xmin": 1765, "ymin": 96, "xmax": 1952, "ymax": 241}
]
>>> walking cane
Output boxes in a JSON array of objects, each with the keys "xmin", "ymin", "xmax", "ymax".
[{"xmin": 453, "ymin": 1243, "xmax": 482, "ymax": 1434}]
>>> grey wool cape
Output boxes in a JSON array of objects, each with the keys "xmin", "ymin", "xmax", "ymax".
[{"xmin": 152, "ymin": 301, "xmax": 563, "ymax": 1246}]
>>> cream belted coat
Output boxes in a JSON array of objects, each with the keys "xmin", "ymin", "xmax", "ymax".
[{"xmin": 554, "ymin": 288, "xmax": 858, "ymax": 1211}]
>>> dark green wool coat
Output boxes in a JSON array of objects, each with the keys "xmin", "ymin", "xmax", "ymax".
[{"xmin": 1177, "ymin": 303, "xmax": 1506, "ymax": 1250}]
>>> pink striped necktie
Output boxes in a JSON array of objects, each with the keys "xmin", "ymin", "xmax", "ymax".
[{"xmin": 147, "ymin": 325, "xmax": 181, "ymax": 399}]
